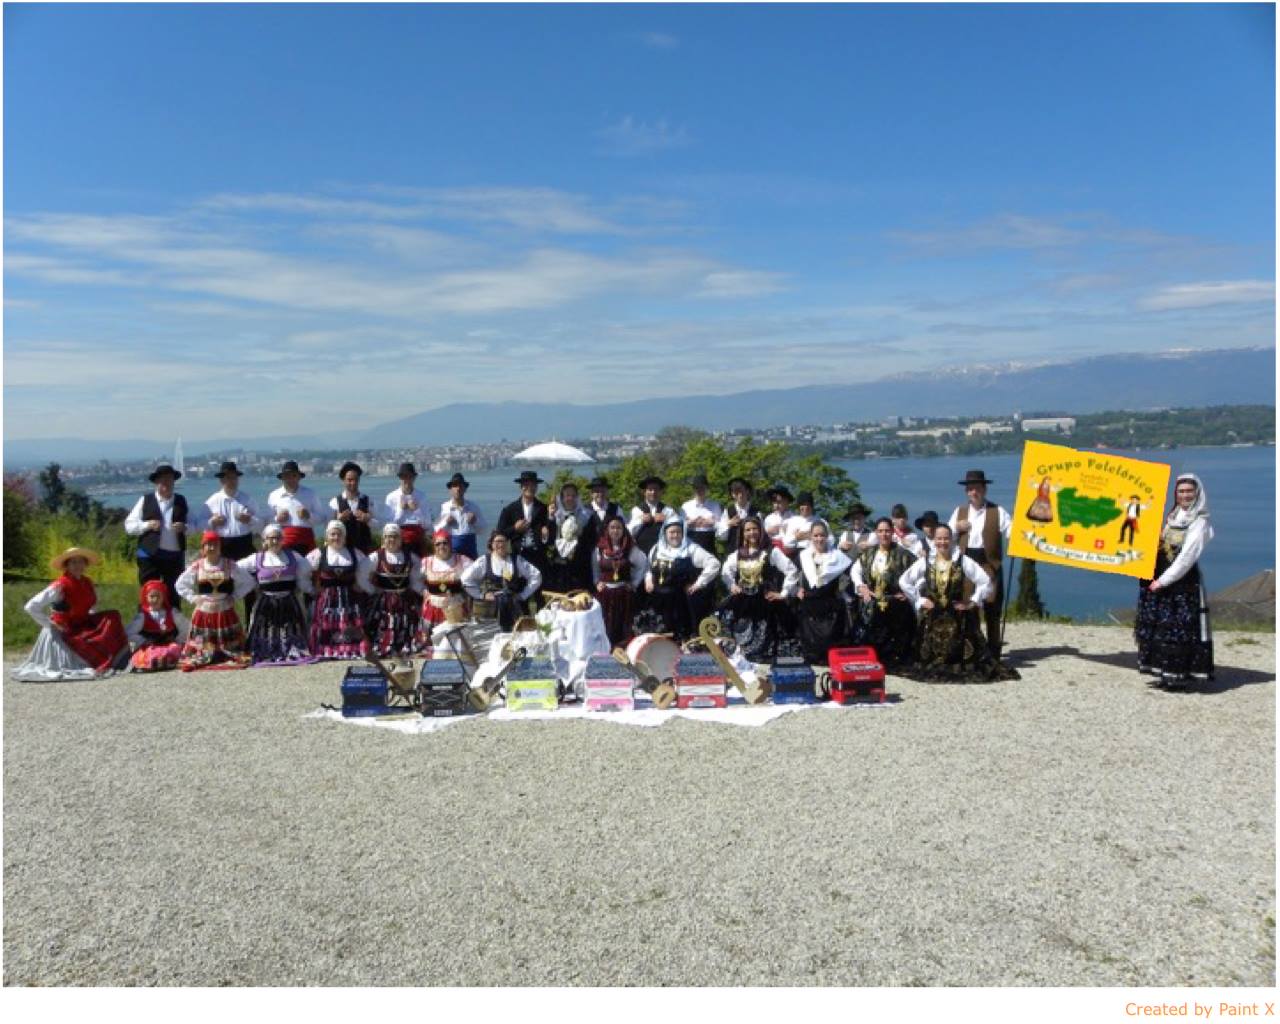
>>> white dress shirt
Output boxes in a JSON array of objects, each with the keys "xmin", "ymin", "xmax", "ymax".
[
  {"xmin": 763, "ymin": 510, "xmax": 791, "ymax": 541},
  {"xmin": 627, "ymin": 503, "xmax": 668, "ymax": 538},
  {"xmin": 948, "ymin": 502, "xmax": 1012, "ymax": 549},
  {"xmin": 681, "ymin": 497, "xmax": 722, "ymax": 534},
  {"xmin": 1156, "ymin": 518, "xmax": 1211, "ymax": 589},
  {"xmin": 266, "ymin": 485, "xmax": 326, "ymax": 530},
  {"xmin": 798, "ymin": 546, "xmax": 853, "ymax": 589},
  {"xmin": 644, "ymin": 543, "xmax": 720, "ymax": 592},
  {"xmin": 328, "ymin": 491, "xmax": 382, "ymax": 531},
  {"xmin": 783, "ymin": 513, "xmax": 818, "ymax": 552},
  {"xmin": 385, "ymin": 487, "xmax": 429, "ymax": 527},
  {"xmin": 715, "ymin": 503, "xmax": 756, "ymax": 542},
  {"xmin": 435, "ymin": 498, "xmax": 486, "ymax": 538},
  {"xmin": 198, "ymin": 488, "xmax": 262, "ymax": 539}
]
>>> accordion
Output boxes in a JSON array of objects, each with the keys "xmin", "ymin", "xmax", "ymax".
[
  {"xmin": 416, "ymin": 658, "xmax": 472, "ymax": 717},
  {"xmin": 340, "ymin": 666, "xmax": 391, "ymax": 717},
  {"xmin": 584, "ymin": 654, "xmax": 635, "ymax": 712},
  {"xmin": 674, "ymin": 653, "xmax": 727, "ymax": 710},
  {"xmin": 769, "ymin": 658, "xmax": 821, "ymax": 704},
  {"xmin": 505, "ymin": 657, "xmax": 559, "ymax": 712},
  {"xmin": 826, "ymin": 646, "xmax": 887, "ymax": 704}
]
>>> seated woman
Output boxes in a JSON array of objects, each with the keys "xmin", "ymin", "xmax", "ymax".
[
  {"xmin": 642, "ymin": 514, "xmax": 720, "ymax": 642},
  {"xmin": 417, "ymin": 529, "xmax": 474, "ymax": 650},
  {"xmin": 461, "ymin": 531, "xmax": 543, "ymax": 633},
  {"xmin": 794, "ymin": 521, "xmax": 853, "ymax": 664},
  {"xmin": 899, "ymin": 525, "xmax": 1017, "ymax": 682},
  {"xmin": 175, "ymin": 532, "xmax": 255, "ymax": 671},
  {"xmin": 15, "ymin": 547, "xmax": 131, "ymax": 682},
  {"xmin": 851, "ymin": 517, "xmax": 919, "ymax": 669},
  {"xmin": 592, "ymin": 514, "xmax": 648, "ymax": 647},
  {"xmin": 238, "ymin": 523, "xmax": 315, "ymax": 666},
  {"xmin": 364, "ymin": 523, "xmax": 426, "ymax": 658},
  {"xmin": 718, "ymin": 515, "xmax": 800, "ymax": 662},
  {"xmin": 1134, "ymin": 473, "xmax": 1215, "ymax": 688},
  {"xmin": 306, "ymin": 520, "xmax": 373, "ymax": 660},
  {"xmin": 126, "ymin": 580, "xmax": 191, "ymax": 672}
]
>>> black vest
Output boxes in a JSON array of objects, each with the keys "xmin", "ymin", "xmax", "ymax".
[
  {"xmin": 632, "ymin": 503, "xmax": 666, "ymax": 554},
  {"xmin": 337, "ymin": 494, "xmax": 373, "ymax": 553},
  {"xmin": 139, "ymin": 493, "xmax": 188, "ymax": 555}
]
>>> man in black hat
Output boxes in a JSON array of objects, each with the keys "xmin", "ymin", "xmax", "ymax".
[
  {"xmin": 586, "ymin": 476, "xmax": 622, "ymax": 527},
  {"xmin": 199, "ymin": 460, "xmax": 262, "ymax": 621},
  {"xmin": 497, "ymin": 470, "xmax": 551, "ymax": 596},
  {"xmin": 838, "ymin": 501, "xmax": 874, "ymax": 555},
  {"xmin": 434, "ymin": 472, "xmax": 486, "ymax": 559},
  {"xmin": 681, "ymin": 473, "xmax": 722, "ymax": 555},
  {"xmin": 781, "ymin": 490, "xmax": 819, "ymax": 563},
  {"xmin": 627, "ymin": 475, "xmax": 668, "ymax": 554},
  {"xmin": 328, "ymin": 462, "xmax": 378, "ymax": 555},
  {"xmin": 763, "ymin": 484, "xmax": 794, "ymax": 551},
  {"xmin": 124, "ymin": 464, "xmax": 189, "ymax": 604},
  {"xmin": 716, "ymin": 477, "xmax": 759, "ymax": 554},
  {"xmin": 948, "ymin": 469, "xmax": 1011, "ymax": 657},
  {"xmin": 383, "ymin": 462, "xmax": 429, "ymax": 556},
  {"xmin": 267, "ymin": 460, "xmax": 325, "ymax": 555}
]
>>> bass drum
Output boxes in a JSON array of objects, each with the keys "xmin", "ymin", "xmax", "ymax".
[{"xmin": 625, "ymin": 633, "xmax": 680, "ymax": 683}]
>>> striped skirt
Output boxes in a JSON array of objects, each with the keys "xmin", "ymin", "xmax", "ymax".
[
  {"xmin": 309, "ymin": 585, "xmax": 370, "ymax": 660},
  {"xmin": 180, "ymin": 605, "xmax": 251, "ymax": 671}
]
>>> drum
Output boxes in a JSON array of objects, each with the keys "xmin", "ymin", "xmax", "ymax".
[{"xmin": 625, "ymin": 633, "xmax": 681, "ymax": 683}]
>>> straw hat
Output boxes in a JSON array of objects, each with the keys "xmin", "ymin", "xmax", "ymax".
[{"xmin": 50, "ymin": 547, "xmax": 101, "ymax": 573}]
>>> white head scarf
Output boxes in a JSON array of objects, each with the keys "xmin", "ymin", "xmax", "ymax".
[
  {"xmin": 1168, "ymin": 473, "xmax": 1214, "ymax": 540},
  {"xmin": 261, "ymin": 522, "xmax": 283, "ymax": 539},
  {"xmin": 652, "ymin": 511, "xmax": 692, "ymax": 560},
  {"xmin": 325, "ymin": 519, "xmax": 348, "ymax": 547}
]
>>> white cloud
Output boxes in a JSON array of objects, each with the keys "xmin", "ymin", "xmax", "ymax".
[
  {"xmin": 889, "ymin": 214, "xmax": 1088, "ymax": 252},
  {"xmin": 694, "ymin": 270, "xmax": 787, "ymax": 299},
  {"xmin": 598, "ymin": 116, "xmax": 691, "ymax": 157},
  {"xmin": 1136, "ymin": 280, "xmax": 1276, "ymax": 311},
  {"xmin": 637, "ymin": 32, "xmax": 679, "ymax": 50}
]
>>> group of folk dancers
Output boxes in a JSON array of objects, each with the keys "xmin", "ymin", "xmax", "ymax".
[{"xmin": 14, "ymin": 460, "xmax": 1214, "ymax": 690}]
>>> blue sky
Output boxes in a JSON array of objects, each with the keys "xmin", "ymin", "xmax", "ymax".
[{"xmin": 4, "ymin": 3, "xmax": 1275, "ymax": 440}]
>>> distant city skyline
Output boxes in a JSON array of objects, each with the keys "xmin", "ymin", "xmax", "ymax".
[{"xmin": 4, "ymin": 4, "xmax": 1275, "ymax": 440}]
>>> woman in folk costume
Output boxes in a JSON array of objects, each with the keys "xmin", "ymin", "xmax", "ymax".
[
  {"xmin": 460, "ymin": 531, "xmax": 543, "ymax": 633},
  {"xmin": 794, "ymin": 520, "xmax": 853, "ymax": 664},
  {"xmin": 899, "ymin": 525, "xmax": 1017, "ymax": 683},
  {"xmin": 306, "ymin": 520, "xmax": 374, "ymax": 660},
  {"xmin": 851, "ymin": 518, "xmax": 920, "ymax": 668},
  {"xmin": 546, "ymin": 481, "xmax": 595, "ymax": 594},
  {"xmin": 364, "ymin": 523, "xmax": 426, "ymax": 657},
  {"xmin": 328, "ymin": 461, "xmax": 379, "ymax": 555},
  {"xmin": 717, "ymin": 515, "xmax": 800, "ymax": 662},
  {"xmin": 237, "ymin": 523, "xmax": 315, "ymax": 666},
  {"xmin": 642, "ymin": 513, "xmax": 720, "ymax": 642},
  {"xmin": 1134, "ymin": 473, "xmax": 1215, "ymax": 688},
  {"xmin": 592, "ymin": 514, "xmax": 648, "ymax": 646},
  {"xmin": 15, "ymin": 547, "xmax": 131, "ymax": 682},
  {"xmin": 417, "ymin": 529, "xmax": 474, "ymax": 649},
  {"xmin": 126, "ymin": 579, "xmax": 191, "ymax": 673},
  {"xmin": 175, "ymin": 532, "xmax": 255, "ymax": 671}
]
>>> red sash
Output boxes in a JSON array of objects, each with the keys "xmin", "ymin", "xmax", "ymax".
[{"xmin": 282, "ymin": 526, "xmax": 315, "ymax": 554}]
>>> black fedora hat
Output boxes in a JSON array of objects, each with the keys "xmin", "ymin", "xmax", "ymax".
[
  {"xmin": 767, "ymin": 483, "xmax": 794, "ymax": 502},
  {"xmin": 915, "ymin": 510, "xmax": 940, "ymax": 530},
  {"xmin": 587, "ymin": 476, "xmax": 611, "ymax": 490},
  {"xmin": 689, "ymin": 472, "xmax": 710, "ymax": 489},
  {"xmin": 639, "ymin": 475, "xmax": 666, "ymax": 490},
  {"xmin": 843, "ymin": 501, "xmax": 872, "ymax": 520},
  {"xmin": 149, "ymin": 463, "xmax": 182, "ymax": 482},
  {"xmin": 214, "ymin": 461, "xmax": 241, "ymax": 480},
  {"xmin": 514, "ymin": 470, "xmax": 544, "ymax": 485},
  {"xmin": 277, "ymin": 460, "xmax": 305, "ymax": 479},
  {"xmin": 727, "ymin": 476, "xmax": 754, "ymax": 492},
  {"xmin": 958, "ymin": 469, "xmax": 994, "ymax": 486},
  {"xmin": 338, "ymin": 461, "xmax": 363, "ymax": 479},
  {"xmin": 891, "ymin": 503, "xmax": 909, "ymax": 519},
  {"xmin": 397, "ymin": 462, "xmax": 418, "ymax": 479},
  {"xmin": 446, "ymin": 472, "xmax": 470, "ymax": 489},
  {"xmin": 794, "ymin": 490, "xmax": 816, "ymax": 508}
]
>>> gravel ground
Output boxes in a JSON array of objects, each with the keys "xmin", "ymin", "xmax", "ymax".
[{"xmin": 4, "ymin": 622, "xmax": 1274, "ymax": 987}]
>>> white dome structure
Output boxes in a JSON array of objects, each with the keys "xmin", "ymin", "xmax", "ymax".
[{"xmin": 511, "ymin": 441, "xmax": 596, "ymax": 464}]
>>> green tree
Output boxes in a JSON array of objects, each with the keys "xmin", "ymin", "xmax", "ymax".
[
  {"xmin": 3, "ymin": 478, "xmax": 39, "ymax": 571},
  {"xmin": 38, "ymin": 462, "xmax": 66, "ymax": 514},
  {"xmin": 1010, "ymin": 559, "xmax": 1048, "ymax": 619}
]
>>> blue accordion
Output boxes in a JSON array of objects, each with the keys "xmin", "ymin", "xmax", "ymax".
[
  {"xmin": 340, "ymin": 666, "xmax": 390, "ymax": 717},
  {"xmin": 770, "ymin": 660, "xmax": 821, "ymax": 704}
]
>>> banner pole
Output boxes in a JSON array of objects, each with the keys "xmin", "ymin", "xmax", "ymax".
[{"xmin": 1000, "ymin": 555, "xmax": 1017, "ymax": 652}]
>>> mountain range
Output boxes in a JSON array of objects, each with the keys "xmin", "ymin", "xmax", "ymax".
[{"xmin": 5, "ymin": 346, "xmax": 1274, "ymax": 466}]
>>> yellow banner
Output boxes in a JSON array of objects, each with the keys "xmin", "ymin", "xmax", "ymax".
[{"xmin": 1007, "ymin": 441, "xmax": 1170, "ymax": 579}]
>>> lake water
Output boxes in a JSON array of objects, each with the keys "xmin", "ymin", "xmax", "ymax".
[{"xmin": 92, "ymin": 445, "xmax": 1274, "ymax": 621}]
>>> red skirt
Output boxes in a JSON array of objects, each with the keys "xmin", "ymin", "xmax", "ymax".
[
  {"xmin": 180, "ymin": 605, "xmax": 251, "ymax": 671},
  {"xmin": 63, "ymin": 612, "xmax": 128, "ymax": 673},
  {"xmin": 282, "ymin": 526, "xmax": 316, "ymax": 554}
]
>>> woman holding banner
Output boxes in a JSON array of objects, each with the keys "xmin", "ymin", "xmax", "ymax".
[{"xmin": 1134, "ymin": 473, "xmax": 1214, "ymax": 689}]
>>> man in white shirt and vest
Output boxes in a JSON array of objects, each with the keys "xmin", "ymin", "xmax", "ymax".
[
  {"xmin": 948, "ymin": 469, "xmax": 1011, "ymax": 659},
  {"xmin": 124, "ymin": 464, "xmax": 189, "ymax": 605}
]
